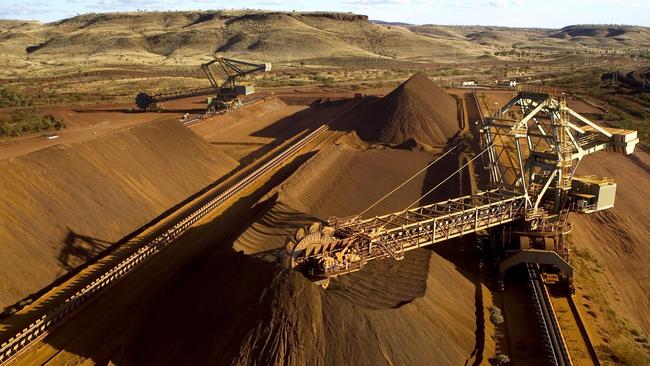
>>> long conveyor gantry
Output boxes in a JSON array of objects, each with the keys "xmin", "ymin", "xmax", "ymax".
[
  {"xmin": 287, "ymin": 87, "xmax": 639, "ymax": 288},
  {"xmin": 288, "ymin": 189, "xmax": 526, "ymax": 281}
]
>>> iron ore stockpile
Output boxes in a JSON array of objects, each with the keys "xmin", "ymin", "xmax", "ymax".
[
  {"xmin": 131, "ymin": 74, "xmax": 488, "ymax": 365},
  {"xmin": 338, "ymin": 72, "xmax": 460, "ymax": 146},
  {"xmin": 0, "ymin": 121, "xmax": 237, "ymax": 307}
]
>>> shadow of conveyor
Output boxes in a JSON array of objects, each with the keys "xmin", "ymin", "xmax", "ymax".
[
  {"xmin": 228, "ymin": 98, "xmax": 360, "ymax": 165},
  {"xmin": 58, "ymin": 228, "xmax": 113, "ymax": 271},
  {"xmin": 72, "ymin": 109, "xmax": 137, "ymax": 113},
  {"xmin": 418, "ymin": 137, "xmax": 490, "ymax": 366},
  {"xmin": 25, "ymin": 149, "xmax": 320, "ymax": 366},
  {"xmin": 249, "ymin": 98, "xmax": 356, "ymax": 139}
]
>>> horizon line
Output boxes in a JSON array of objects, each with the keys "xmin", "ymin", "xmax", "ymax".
[{"xmin": 1, "ymin": 9, "xmax": 649, "ymax": 30}]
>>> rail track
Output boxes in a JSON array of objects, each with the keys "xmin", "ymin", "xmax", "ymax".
[
  {"xmin": 471, "ymin": 89, "xmax": 599, "ymax": 366},
  {"xmin": 0, "ymin": 124, "xmax": 329, "ymax": 365},
  {"xmin": 527, "ymin": 263, "xmax": 573, "ymax": 366},
  {"xmin": 181, "ymin": 96, "xmax": 268, "ymax": 127},
  {"xmin": 527, "ymin": 264, "xmax": 600, "ymax": 366}
]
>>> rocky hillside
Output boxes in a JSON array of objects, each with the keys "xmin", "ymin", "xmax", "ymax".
[
  {"xmin": 1, "ymin": 11, "xmax": 649, "ymax": 73},
  {"xmin": 0, "ymin": 11, "xmax": 482, "ymax": 66},
  {"xmin": 409, "ymin": 24, "xmax": 650, "ymax": 49}
]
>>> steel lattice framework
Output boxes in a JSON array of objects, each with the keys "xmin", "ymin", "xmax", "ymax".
[
  {"xmin": 289, "ymin": 189, "xmax": 525, "ymax": 279},
  {"xmin": 135, "ymin": 57, "xmax": 270, "ymax": 111},
  {"xmin": 481, "ymin": 86, "xmax": 636, "ymax": 218},
  {"xmin": 287, "ymin": 87, "xmax": 638, "ymax": 286}
]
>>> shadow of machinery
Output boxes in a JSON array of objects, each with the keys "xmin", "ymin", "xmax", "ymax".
[
  {"xmin": 0, "ymin": 228, "xmax": 118, "ymax": 337},
  {"xmin": 26, "ymin": 149, "xmax": 320, "ymax": 365},
  {"xmin": 209, "ymin": 97, "xmax": 361, "ymax": 172},
  {"xmin": 58, "ymin": 228, "xmax": 113, "ymax": 271},
  {"xmin": 417, "ymin": 142, "xmax": 491, "ymax": 366},
  {"xmin": 0, "ymin": 229, "xmax": 115, "ymax": 321}
]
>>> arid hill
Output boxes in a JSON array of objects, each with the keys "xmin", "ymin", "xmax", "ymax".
[
  {"xmin": 552, "ymin": 24, "xmax": 650, "ymax": 41},
  {"xmin": 0, "ymin": 11, "xmax": 481, "ymax": 67},
  {"xmin": 409, "ymin": 24, "xmax": 650, "ymax": 49},
  {"xmin": 1, "ymin": 11, "xmax": 649, "ymax": 76}
]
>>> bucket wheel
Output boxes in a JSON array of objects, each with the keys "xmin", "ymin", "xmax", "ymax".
[
  {"xmin": 135, "ymin": 92, "xmax": 154, "ymax": 111},
  {"xmin": 286, "ymin": 222, "xmax": 337, "ymax": 288},
  {"xmin": 230, "ymin": 99, "xmax": 242, "ymax": 110}
]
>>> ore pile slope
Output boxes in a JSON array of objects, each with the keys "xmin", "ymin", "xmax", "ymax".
[
  {"xmin": 134, "ymin": 135, "xmax": 483, "ymax": 363},
  {"xmin": 344, "ymin": 72, "xmax": 460, "ymax": 146},
  {"xmin": 135, "ymin": 145, "xmax": 477, "ymax": 366},
  {"xmin": 0, "ymin": 121, "xmax": 237, "ymax": 307},
  {"xmin": 571, "ymin": 152, "xmax": 650, "ymax": 335}
]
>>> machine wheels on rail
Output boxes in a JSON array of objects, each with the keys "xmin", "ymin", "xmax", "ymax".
[
  {"xmin": 206, "ymin": 98, "xmax": 242, "ymax": 115},
  {"xmin": 206, "ymin": 100, "xmax": 228, "ymax": 115}
]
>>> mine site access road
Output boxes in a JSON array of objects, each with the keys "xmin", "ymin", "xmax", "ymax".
[{"xmin": 0, "ymin": 124, "xmax": 331, "ymax": 365}]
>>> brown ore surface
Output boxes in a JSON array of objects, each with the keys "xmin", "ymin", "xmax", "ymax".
[
  {"xmin": 0, "ymin": 121, "xmax": 237, "ymax": 307},
  {"xmin": 337, "ymin": 72, "xmax": 460, "ymax": 146},
  {"xmin": 132, "ymin": 76, "xmax": 480, "ymax": 366},
  {"xmin": 134, "ymin": 141, "xmax": 479, "ymax": 366}
]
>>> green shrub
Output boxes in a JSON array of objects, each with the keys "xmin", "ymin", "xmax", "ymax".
[
  {"xmin": 0, "ymin": 86, "xmax": 34, "ymax": 107},
  {"xmin": 0, "ymin": 107, "xmax": 64, "ymax": 137},
  {"xmin": 495, "ymin": 354, "xmax": 510, "ymax": 365},
  {"xmin": 489, "ymin": 306, "xmax": 504, "ymax": 325}
]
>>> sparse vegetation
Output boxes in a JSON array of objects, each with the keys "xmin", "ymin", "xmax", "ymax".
[
  {"xmin": 609, "ymin": 338, "xmax": 650, "ymax": 366},
  {"xmin": 0, "ymin": 86, "xmax": 35, "ymax": 107},
  {"xmin": 570, "ymin": 240, "xmax": 650, "ymax": 364},
  {"xmin": 552, "ymin": 70, "xmax": 650, "ymax": 151},
  {"xmin": 0, "ymin": 107, "xmax": 64, "ymax": 137},
  {"xmin": 489, "ymin": 306, "xmax": 504, "ymax": 325},
  {"xmin": 490, "ymin": 353, "xmax": 511, "ymax": 365},
  {"xmin": 0, "ymin": 85, "xmax": 64, "ymax": 136}
]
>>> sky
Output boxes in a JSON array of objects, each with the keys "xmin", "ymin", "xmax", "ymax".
[{"xmin": 1, "ymin": 0, "xmax": 649, "ymax": 28}]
